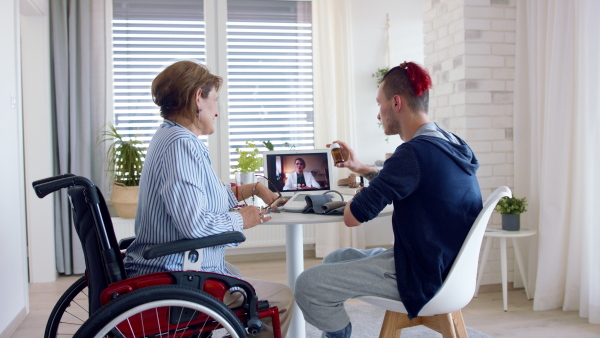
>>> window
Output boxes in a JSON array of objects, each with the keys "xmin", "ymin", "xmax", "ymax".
[
  {"xmin": 112, "ymin": 0, "xmax": 314, "ymax": 175},
  {"xmin": 113, "ymin": 0, "xmax": 206, "ymax": 143}
]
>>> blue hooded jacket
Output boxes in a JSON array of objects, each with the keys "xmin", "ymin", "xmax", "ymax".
[{"xmin": 350, "ymin": 131, "xmax": 482, "ymax": 319}]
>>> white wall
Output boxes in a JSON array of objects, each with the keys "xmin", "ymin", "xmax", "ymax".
[
  {"xmin": 348, "ymin": 0, "xmax": 425, "ymax": 246},
  {"xmin": 350, "ymin": 0, "xmax": 425, "ymax": 167},
  {"xmin": 21, "ymin": 0, "xmax": 56, "ymax": 284},
  {"xmin": 0, "ymin": 0, "xmax": 29, "ymax": 335}
]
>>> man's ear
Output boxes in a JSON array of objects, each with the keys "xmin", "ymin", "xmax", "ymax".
[{"xmin": 393, "ymin": 94, "xmax": 402, "ymax": 112}]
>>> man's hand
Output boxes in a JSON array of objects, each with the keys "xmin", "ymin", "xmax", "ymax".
[{"xmin": 326, "ymin": 141, "xmax": 376, "ymax": 176}]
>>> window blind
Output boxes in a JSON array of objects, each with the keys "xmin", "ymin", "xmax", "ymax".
[
  {"xmin": 113, "ymin": 0, "xmax": 314, "ymax": 172},
  {"xmin": 227, "ymin": 0, "xmax": 314, "ymax": 170},
  {"xmin": 113, "ymin": 0, "xmax": 206, "ymax": 143}
]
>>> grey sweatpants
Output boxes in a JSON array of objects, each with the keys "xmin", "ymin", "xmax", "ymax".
[{"xmin": 294, "ymin": 247, "xmax": 401, "ymax": 333}]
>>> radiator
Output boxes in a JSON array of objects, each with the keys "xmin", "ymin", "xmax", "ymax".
[
  {"xmin": 237, "ymin": 224, "xmax": 316, "ymax": 249},
  {"xmin": 110, "ymin": 217, "xmax": 316, "ymax": 249}
]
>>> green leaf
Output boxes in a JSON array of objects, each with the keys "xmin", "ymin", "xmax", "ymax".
[
  {"xmin": 233, "ymin": 140, "xmax": 262, "ymax": 173},
  {"xmin": 262, "ymin": 140, "xmax": 274, "ymax": 151},
  {"xmin": 494, "ymin": 196, "xmax": 528, "ymax": 215},
  {"xmin": 372, "ymin": 67, "xmax": 390, "ymax": 87},
  {"xmin": 101, "ymin": 123, "xmax": 146, "ymax": 186}
]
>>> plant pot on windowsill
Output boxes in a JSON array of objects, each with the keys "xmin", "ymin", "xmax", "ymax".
[
  {"xmin": 102, "ymin": 124, "xmax": 145, "ymax": 219},
  {"xmin": 235, "ymin": 172, "xmax": 257, "ymax": 186},
  {"xmin": 111, "ymin": 183, "xmax": 139, "ymax": 219},
  {"xmin": 494, "ymin": 196, "xmax": 528, "ymax": 231}
]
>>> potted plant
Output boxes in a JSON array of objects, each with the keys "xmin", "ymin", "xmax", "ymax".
[
  {"xmin": 233, "ymin": 140, "xmax": 262, "ymax": 186},
  {"xmin": 494, "ymin": 196, "xmax": 528, "ymax": 231},
  {"xmin": 372, "ymin": 67, "xmax": 390, "ymax": 87},
  {"xmin": 372, "ymin": 67, "xmax": 390, "ymax": 142},
  {"xmin": 102, "ymin": 124, "xmax": 145, "ymax": 219}
]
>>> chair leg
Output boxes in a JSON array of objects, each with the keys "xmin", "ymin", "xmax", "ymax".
[
  {"xmin": 379, "ymin": 310, "xmax": 420, "ymax": 338},
  {"xmin": 431, "ymin": 313, "xmax": 457, "ymax": 338},
  {"xmin": 378, "ymin": 310, "xmax": 468, "ymax": 338},
  {"xmin": 451, "ymin": 310, "xmax": 468, "ymax": 338},
  {"xmin": 420, "ymin": 311, "xmax": 468, "ymax": 338}
]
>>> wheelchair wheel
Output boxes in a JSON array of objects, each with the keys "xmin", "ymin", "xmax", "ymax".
[
  {"xmin": 45, "ymin": 276, "xmax": 89, "ymax": 338},
  {"xmin": 73, "ymin": 284, "xmax": 247, "ymax": 338}
]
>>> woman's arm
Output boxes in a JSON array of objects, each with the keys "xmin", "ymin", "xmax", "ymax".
[{"xmin": 234, "ymin": 182, "xmax": 279, "ymax": 206}]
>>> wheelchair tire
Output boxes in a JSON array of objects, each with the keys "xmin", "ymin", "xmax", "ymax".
[
  {"xmin": 45, "ymin": 275, "xmax": 89, "ymax": 338},
  {"xmin": 73, "ymin": 284, "xmax": 247, "ymax": 338}
]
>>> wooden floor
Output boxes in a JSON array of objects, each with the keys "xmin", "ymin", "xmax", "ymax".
[{"xmin": 11, "ymin": 257, "xmax": 600, "ymax": 337}]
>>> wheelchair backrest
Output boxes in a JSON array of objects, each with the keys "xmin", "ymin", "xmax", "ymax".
[{"xmin": 68, "ymin": 185, "xmax": 127, "ymax": 314}]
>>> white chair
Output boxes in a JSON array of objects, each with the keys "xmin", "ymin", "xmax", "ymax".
[{"xmin": 356, "ymin": 186, "xmax": 512, "ymax": 338}]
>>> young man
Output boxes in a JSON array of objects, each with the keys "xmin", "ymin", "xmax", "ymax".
[{"xmin": 294, "ymin": 62, "xmax": 483, "ymax": 338}]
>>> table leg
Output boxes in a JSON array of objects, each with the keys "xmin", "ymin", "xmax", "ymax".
[
  {"xmin": 475, "ymin": 236, "xmax": 493, "ymax": 297},
  {"xmin": 286, "ymin": 223, "xmax": 305, "ymax": 338},
  {"xmin": 500, "ymin": 237, "xmax": 508, "ymax": 312},
  {"xmin": 511, "ymin": 238, "xmax": 531, "ymax": 299}
]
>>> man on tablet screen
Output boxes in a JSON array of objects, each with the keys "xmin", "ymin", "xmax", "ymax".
[{"xmin": 283, "ymin": 157, "xmax": 321, "ymax": 190}]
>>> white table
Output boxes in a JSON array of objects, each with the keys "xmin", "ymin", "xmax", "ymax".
[
  {"xmin": 474, "ymin": 228, "xmax": 537, "ymax": 311},
  {"xmin": 267, "ymin": 204, "xmax": 393, "ymax": 338}
]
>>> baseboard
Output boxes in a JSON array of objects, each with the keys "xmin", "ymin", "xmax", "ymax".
[
  {"xmin": 0, "ymin": 307, "xmax": 27, "ymax": 338},
  {"xmin": 226, "ymin": 249, "xmax": 316, "ymax": 263},
  {"xmin": 225, "ymin": 244, "xmax": 391, "ymax": 263},
  {"xmin": 477, "ymin": 282, "xmax": 523, "ymax": 293}
]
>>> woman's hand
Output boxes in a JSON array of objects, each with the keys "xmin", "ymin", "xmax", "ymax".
[
  {"xmin": 254, "ymin": 182, "xmax": 282, "ymax": 206},
  {"xmin": 237, "ymin": 205, "xmax": 271, "ymax": 229}
]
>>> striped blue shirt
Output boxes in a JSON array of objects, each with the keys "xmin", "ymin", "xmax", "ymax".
[{"xmin": 123, "ymin": 120, "xmax": 244, "ymax": 277}]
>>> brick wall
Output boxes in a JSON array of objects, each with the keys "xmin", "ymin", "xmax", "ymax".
[{"xmin": 424, "ymin": 0, "xmax": 518, "ymax": 285}]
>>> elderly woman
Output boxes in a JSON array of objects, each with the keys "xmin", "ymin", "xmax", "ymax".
[{"xmin": 123, "ymin": 60, "xmax": 293, "ymax": 337}]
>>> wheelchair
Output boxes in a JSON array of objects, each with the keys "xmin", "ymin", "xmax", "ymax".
[{"xmin": 34, "ymin": 174, "xmax": 281, "ymax": 338}]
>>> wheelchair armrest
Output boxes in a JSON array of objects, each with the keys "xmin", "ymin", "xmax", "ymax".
[
  {"xmin": 119, "ymin": 236, "xmax": 136, "ymax": 250},
  {"xmin": 142, "ymin": 231, "xmax": 246, "ymax": 260}
]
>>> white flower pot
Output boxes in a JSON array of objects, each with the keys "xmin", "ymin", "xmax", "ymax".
[{"xmin": 235, "ymin": 172, "xmax": 256, "ymax": 186}]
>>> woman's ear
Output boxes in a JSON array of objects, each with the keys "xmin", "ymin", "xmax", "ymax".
[{"xmin": 196, "ymin": 88, "xmax": 203, "ymax": 102}]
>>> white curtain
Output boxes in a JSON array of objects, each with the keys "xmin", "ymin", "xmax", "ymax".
[
  {"xmin": 514, "ymin": 0, "xmax": 600, "ymax": 324},
  {"xmin": 49, "ymin": 0, "xmax": 113, "ymax": 274},
  {"xmin": 312, "ymin": 0, "xmax": 365, "ymax": 257}
]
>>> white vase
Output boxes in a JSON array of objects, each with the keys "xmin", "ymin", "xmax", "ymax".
[{"xmin": 235, "ymin": 172, "xmax": 256, "ymax": 186}]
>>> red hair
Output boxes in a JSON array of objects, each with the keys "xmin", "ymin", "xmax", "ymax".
[
  {"xmin": 381, "ymin": 61, "xmax": 432, "ymax": 112},
  {"xmin": 400, "ymin": 61, "xmax": 432, "ymax": 97}
]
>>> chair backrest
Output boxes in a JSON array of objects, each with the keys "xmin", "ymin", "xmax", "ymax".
[
  {"xmin": 68, "ymin": 184, "xmax": 127, "ymax": 314},
  {"xmin": 419, "ymin": 186, "xmax": 511, "ymax": 315}
]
